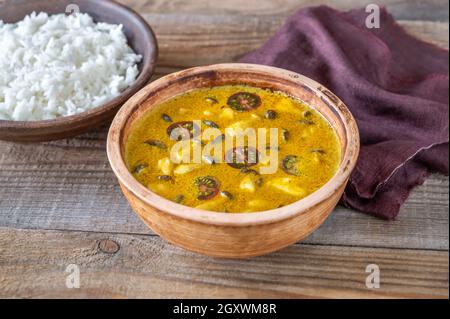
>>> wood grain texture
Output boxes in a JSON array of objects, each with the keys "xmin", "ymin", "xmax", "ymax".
[
  {"xmin": 144, "ymin": 15, "xmax": 449, "ymax": 71},
  {"xmin": 0, "ymin": 0, "xmax": 448, "ymax": 298},
  {"xmin": 118, "ymin": 0, "xmax": 449, "ymax": 21},
  {"xmin": 0, "ymin": 132, "xmax": 448, "ymax": 250},
  {"xmin": 118, "ymin": 0, "xmax": 450, "ymax": 69},
  {"xmin": 0, "ymin": 227, "xmax": 447, "ymax": 299}
]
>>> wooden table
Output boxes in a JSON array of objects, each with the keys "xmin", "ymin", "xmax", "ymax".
[{"xmin": 0, "ymin": 0, "xmax": 448, "ymax": 299}]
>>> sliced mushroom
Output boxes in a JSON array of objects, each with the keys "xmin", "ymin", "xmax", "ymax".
[
  {"xmin": 227, "ymin": 92, "xmax": 261, "ymax": 111},
  {"xmin": 194, "ymin": 176, "xmax": 220, "ymax": 200},
  {"xmin": 225, "ymin": 146, "xmax": 259, "ymax": 169},
  {"xmin": 167, "ymin": 121, "xmax": 200, "ymax": 141}
]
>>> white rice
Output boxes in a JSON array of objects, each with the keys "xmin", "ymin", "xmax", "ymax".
[{"xmin": 0, "ymin": 12, "xmax": 142, "ymax": 121}]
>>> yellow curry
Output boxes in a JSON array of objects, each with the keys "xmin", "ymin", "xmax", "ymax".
[{"xmin": 125, "ymin": 85, "xmax": 341, "ymax": 213}]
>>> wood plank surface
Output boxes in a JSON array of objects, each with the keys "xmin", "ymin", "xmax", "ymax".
[
  {"xmin": 0, "ymin": 132, "xmax": 448, "ymax": 250},
  {"xmin": 0, "ymin": 0, "xmax": 448, "ymax": 250},
  {"xmin": 119, "ymin": 0, "xmax": 449, "ymax": 21},
  {"xmin": 0, "ymin": 0, "xmax": 448, "ymax": 299},
  {"xmin": 147, "ymin": 16, "xmax": 449, "ymax": 72},
  {"xmin": 0, "ymin": 227, "xmax": 448, "ymax": 299},
  {"xmin": 127, "ymin": 0, "xmax": 450, "ymax": 69}
]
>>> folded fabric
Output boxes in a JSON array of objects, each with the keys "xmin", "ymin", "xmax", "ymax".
[{"xmin": 240, "ymin": 6, "xmax": 449, "ymax": 220}]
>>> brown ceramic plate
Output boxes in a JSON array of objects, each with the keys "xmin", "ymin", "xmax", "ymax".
[
  {"xmin": 0, "ymin": 0, "xmax": 158, "ymax": 142},
  {"xmin": 107, "ymin": 63, "xmax": 360, "ymax": 258}
]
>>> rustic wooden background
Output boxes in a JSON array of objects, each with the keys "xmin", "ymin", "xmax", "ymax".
[{"xmin": 0, "ymin": 0, "xmax": 448, "ymax": 298}]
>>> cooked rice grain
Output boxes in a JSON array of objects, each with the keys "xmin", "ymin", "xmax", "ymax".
[{"xmin": 0, "ymin": 12, "xmax": 142, "ymax": 121}]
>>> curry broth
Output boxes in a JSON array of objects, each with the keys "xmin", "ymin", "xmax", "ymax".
[{"xmin": 125, "ymin": 85, "xmax": 341, "ymax": 213}]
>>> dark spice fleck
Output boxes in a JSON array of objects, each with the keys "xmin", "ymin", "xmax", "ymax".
[
  {"xmin": 133, "ymin": 163, "xmax": 148, "ymax": 174},
  {"xmin": 145, "ymin": 139, "xmax": 167, "ymax": 150},
  {"xmin": 299, "ymin": 119, "xmax": 315, "ymax": 125},
  {"xmin": 310, "ymin": 149, "xmax": 326, "ymax": 154},
  {"xmin": 162, "ymin": 113, "xmax": 173, "ymax": 123},
  {"xmin": 174, "ymin": 194, "xmax": 185, "ymax": 204},
  {"xmin": 220, "ymin": 191, "xmax": 234, "ymax": 200},
  {"xmin": 264, "ymin": 110, "xmax": 277, "ymax": 120},
  {"xmin": 203, "ymin": 120, "xmax": 220, "ymax": 128},
  {"xmin": 282, "ymin": 129, "xmax": 290, "ymax": 142},
  {"xmin": 240, "ymin": 167, "xmax": 260, "ymax": 175},
  {"xmin": 205, "ymin": 97, "xmax": 218, "ymax": 104}
]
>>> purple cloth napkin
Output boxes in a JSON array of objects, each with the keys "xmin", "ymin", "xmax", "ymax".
[{"xmin": 240, "ymin": 6, "xmax": 449, "ymax": 220}]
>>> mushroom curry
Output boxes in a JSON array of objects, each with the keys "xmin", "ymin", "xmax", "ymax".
[{"xmin": 125, "ymin": 85, "xmax": 341, "ymax": 213}]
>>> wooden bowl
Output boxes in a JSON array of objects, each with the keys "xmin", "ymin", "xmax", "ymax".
[
  {"xmin": 107, "ymin": 63, "xmax": 360, "ymax": 258},
  {"xmin": 0, "ymin": 0, "xmax": 158, "ymax": 142}
]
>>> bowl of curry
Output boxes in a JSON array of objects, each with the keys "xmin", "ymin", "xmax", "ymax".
[{"xmin": 107, "ymin": 63, "xmax": 360, "ymax": 258}]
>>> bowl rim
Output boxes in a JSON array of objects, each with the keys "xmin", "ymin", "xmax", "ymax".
[
  {"xmin": 107, "ymin": 63, "xmax": 360, "ymax": 227},
  {"xmin": 0, "ymin": 0, "xmax": 158, "ymax": 129}
]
